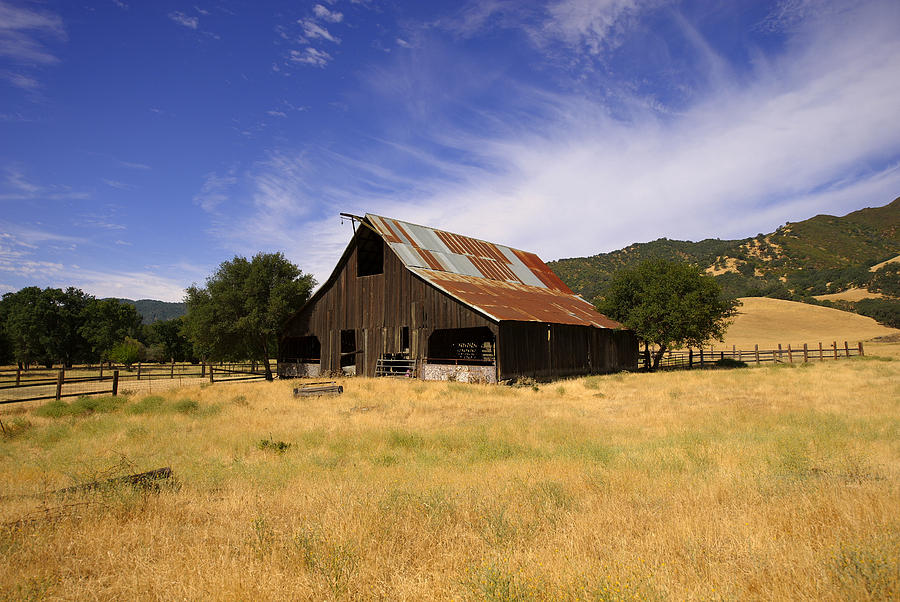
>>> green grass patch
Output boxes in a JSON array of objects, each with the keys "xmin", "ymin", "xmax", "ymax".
[{"xmin": 33, "ymin": 395, "xmax": 125, "ymax": 418}]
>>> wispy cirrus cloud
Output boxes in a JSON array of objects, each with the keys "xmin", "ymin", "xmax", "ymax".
[
  {"xmin": 168, "ymin": 11, "xmax": 199, "ymax": 30},
  {"xmin": 300, "ymin": 19, "xmax": 340, "ymax": 43},
  {"xmin": 0, "ymin": 0, "xmax": 66, "ymax": 91},
  {"xmin": 0, "ymin": 166, "xmax": 90, "ymax": 201},
  {"xmin": 289, "ymin": 47, "xmax": 332, "ymax": 68},
  {"xmin": 313, "ymin": 4, "xmax": 343, "ymax": 23}
]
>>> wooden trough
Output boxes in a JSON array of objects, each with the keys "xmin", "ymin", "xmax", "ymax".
[{"xmin": 293, "ymin": 381, "xmax": 344, "ymax": 397}]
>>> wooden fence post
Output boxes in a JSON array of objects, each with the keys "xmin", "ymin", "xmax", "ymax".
[
  {"xmin": 803, "ymin": 343, "xmax": 808, "ymax": 363},
  {"xmin": 777, "ymin": 343, "xmax": 782, "ymax": 361},
  {"xmin": 844, "ymin": 341, "xmax": 850, "ymax": 358},
  {"xmin": 15, "ymin": 366, "xmax": 21, "ymax": 387},
  {"xmin": 170, "ymin": 360, "xmax": 175, "ymax": 379},
  {"xmin": 858, "ymin": 342, "xmax": 865, "ymax": 357},
  {"xmin": 819, "ymin": 342, "xmax": 823, "ymax": 361},
  {"xmin": 201, "ymin": 361, "xmax": 206, "ymax": 378},
  {"xmin": 55, "ymin": 369, "xmax": 64, "ymax": 400},
  {"xmin": 787, "ymin": 344, "xmax": 793, "ymax": 363},
  {"xmin": 754, "ymin": 344, "xmax": 760, "ymax": 367},
  {"xmin": 209, "ymin": 366, "xmax": 214, "ymax": 384},
  {"xmin": 112, "ymin": 370, "xmax": 119, "ymax": 396},
  {"xmin": 699, "ymin": 348, "xmax": 704, "ymax": 368},
  {"xmin": 688, "ymin": 348, "xmax": 693, "ymax": 369},
  {"xmin": 99, "ymin": 363, "xmax": 104, "ymax": 380},
  {"xmin": 137, "ymin": 362, "xmax": 142, "ymax": 380},
  {"xmin": 833, "ymin": 341, "xmax": 838, "ymax": 359}
]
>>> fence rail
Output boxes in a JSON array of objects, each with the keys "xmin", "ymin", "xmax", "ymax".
[
  {"xmin": 642, "ymin": 340, "xmax": 865, "ymax": 370},
  {"xmin": 0, "ymin": 361, "xmax": 273, "ymax": 405}
]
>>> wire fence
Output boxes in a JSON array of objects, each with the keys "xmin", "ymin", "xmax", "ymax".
[
  {"xmin": 0, "ymin": 361, "xmax": 273, "ymax": 405},
  {"xmin": 641, "ymin": 340, "xmax": 865, "ymax": 370}
]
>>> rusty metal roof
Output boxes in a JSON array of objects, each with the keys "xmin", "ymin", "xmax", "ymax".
[{"xmin": 365, "ymin": 214, "xmax": 623, "ymax": 328}]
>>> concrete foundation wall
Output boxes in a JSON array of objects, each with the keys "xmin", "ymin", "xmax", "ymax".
[
  {"xmin": 422, "ymin": 363, "xmax": 496, "ymax": 384},
  {"xmin": 279, "ymin": 362, "xmax": 321, "ymax": 379}
]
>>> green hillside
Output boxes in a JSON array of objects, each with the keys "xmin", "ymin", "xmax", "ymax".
[
  {"xmin": 549, "ymin": 196, "xmax": 900, "ymax": 307},
  {"xmin": 111, "ymin": 299, "xmax": 187, "ymax": 324}
]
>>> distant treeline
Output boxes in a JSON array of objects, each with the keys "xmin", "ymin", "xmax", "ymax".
[
  {"xmin": 111, "ymin": 298, "xmax": 187, "ymax": 324},
  {"xmin": 0, "ymin": 287, "xmax": 194, "ymax": 368}
]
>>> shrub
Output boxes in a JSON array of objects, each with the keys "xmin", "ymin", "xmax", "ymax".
[{"xmin": 257, "ymin": 437, "xmax": 291, "ymax": 454}]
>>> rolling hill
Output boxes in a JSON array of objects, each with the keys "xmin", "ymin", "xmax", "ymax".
[{"xmin": 549, "ymin": 197, "xmax": 900, "ymax": 327}]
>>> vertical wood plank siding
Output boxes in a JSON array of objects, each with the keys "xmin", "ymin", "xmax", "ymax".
[{"xmin": 498, "ymin": 322, "xmax": 638, "ymax": 380}]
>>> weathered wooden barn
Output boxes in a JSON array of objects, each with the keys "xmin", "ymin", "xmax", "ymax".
[{"xmin": 279, "ymin": 214, "xmax": 637, "ymax": 382}]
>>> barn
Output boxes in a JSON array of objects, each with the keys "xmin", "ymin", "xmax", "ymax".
[{"xmin": 278, "ymin": 214, "xmax": 638, "ymax": 382}]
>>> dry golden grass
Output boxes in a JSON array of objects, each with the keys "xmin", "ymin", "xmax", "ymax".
[
  {"xmin": 720, "ymin": 297, "xmax": 900, "ymax": 349},
  {"xmin": 813, "ymin": 287, "xmax": 884, "ymax": 302},
  {"xmin": 869, "ymin": 254, "xmax": 900, "ymax": 272},
  {"xmin": 2, "ymin": 356, "xmax": 899, "ymax": 600}
]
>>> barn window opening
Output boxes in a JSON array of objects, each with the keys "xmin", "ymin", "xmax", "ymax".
[
  {"xmin": 281, "ymin": 336, "xmax": 321, "ymax": 363},
  {"xmin": 400, "ymin": 326, "xmax": 410, "ymax": 351},
  {"xmin": 340, "ymin": 329, "xmax": 357, "ymax": 370},
  {"xmin": 427, "ymin": 327, "xmax": 495, "ymax": 365},
  {"xmin": 357, "ymin": 226, "xmax": 384, "ymax": 277}
]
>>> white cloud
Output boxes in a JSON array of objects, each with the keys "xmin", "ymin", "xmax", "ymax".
[
  {"xmin": 0, "ymin": 166, "xmax": 90, "ymax": 201},
  {"xmin": 168, "ymin": 11, "xmax": 199, "ymax": 30},
  {"xmin": 313, "ymin": 4, "xmax": 343, "ymax": 23},
  {"xmin": 290, "ymin": 47, "xmax": 332, "ymax": 68},
  {"xmin": 194, "ymin": 171, "xmax": 237, "ymax": 213},
  {"xmin": 541, "ymin": 0, "xmax": 663, "ymax": 55},
  {"xmin": 299, "ymin": 19, "xmax": 340, "ymax": 43},
  {"xmin": 0, "ymin": 0, "xmax": 65, "ymax": 64},
  {"xmin": 267, "ymin": 110, "xmax": 287, "ymax": 118}
]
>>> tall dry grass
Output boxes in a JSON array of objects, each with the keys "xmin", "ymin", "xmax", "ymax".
[{"xmin": 1, "ymin": 355, "xmax": 898, "ymax": 600}]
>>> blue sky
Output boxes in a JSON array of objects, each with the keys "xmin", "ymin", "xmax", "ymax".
[{"xmin": 2, "ymin": 0, "xmax": 900, "ymax": 301}]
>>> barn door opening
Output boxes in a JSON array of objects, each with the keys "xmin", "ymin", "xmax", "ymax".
[
  {"xmin": 427, "ymin": 327, "xmax": 495, "ymax": 365},
  {"xmin": 340, "ymin": 329, "xmax": 357, "ymax": 375},
  {"xmin": 278, "ymin": 335, "xmax": 322, "ymax": 378}
]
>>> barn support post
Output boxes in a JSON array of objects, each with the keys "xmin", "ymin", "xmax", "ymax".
[
  {"xmin": 55, "ymin": 369, "xmax": 64, "ymax": 400},
  {"xmin": 858, "ymin": 342, "xmax": 865, "ymax": 357}
]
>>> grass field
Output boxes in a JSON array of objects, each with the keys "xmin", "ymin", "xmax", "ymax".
[
  {"xmin": 719, "ymin": 297, "xmax": 900, "ymax": 349},
  {"xmin": 2, "ymin": 354, "xmax": 899, "ymax": 600}
]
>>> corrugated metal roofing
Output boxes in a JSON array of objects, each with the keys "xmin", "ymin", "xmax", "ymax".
[{"xmin": 365, "ymin": 214, "xmax": 623, "ymax": 329}]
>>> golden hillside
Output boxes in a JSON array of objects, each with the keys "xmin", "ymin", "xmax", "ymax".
[{"xmin": 720, "ymin": 297, "xmax": 900, "ymax": 349}]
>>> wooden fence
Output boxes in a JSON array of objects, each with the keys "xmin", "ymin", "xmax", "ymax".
[
  {"xmin": 641, "ymin": 341, "xmax": 865, "ymax": 371},
  {"xmin": 0, "ymin": 361, "xmax": 272, "ymax": 405}
]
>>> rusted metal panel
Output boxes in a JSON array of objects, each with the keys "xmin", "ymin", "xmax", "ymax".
[
  {"xmin": 409, "ymin": 268, "xmax": 623, "ymax": 329},
  {"xmin": 365, "ymin": 214, "xmax": 619, "ymax": 329}
]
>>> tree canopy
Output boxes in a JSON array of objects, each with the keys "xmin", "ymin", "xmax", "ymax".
[
  {"xmin": 597, "ymin": 260, "xmax": 740, "ymax": 369},
  {"xmin": 0, "ymin": 287, "xmax": 152, "ymax": 367},
  {"xmin": 182, "ymin": 252, "xmax": 316, "ymax": 380}
]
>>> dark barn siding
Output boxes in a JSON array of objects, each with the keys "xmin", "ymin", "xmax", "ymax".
[
  {"xmin": 498, "ymin": 322, "xmax": 638, "ymax": 380},
  {"xmin": 280, "ymin": 231, "xmax": 496, "ymax": 377}
]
